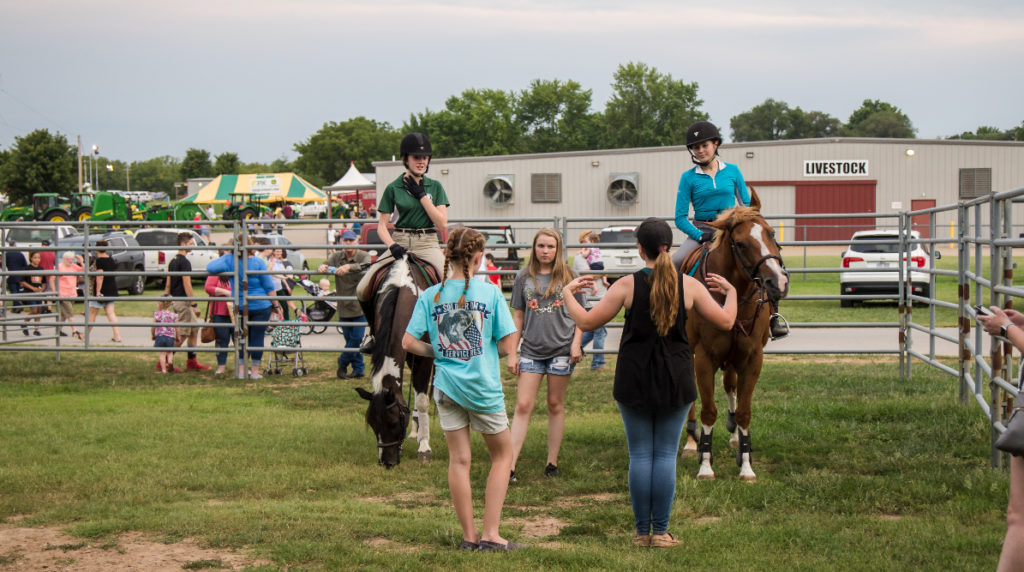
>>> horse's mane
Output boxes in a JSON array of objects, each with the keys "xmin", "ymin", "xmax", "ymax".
[{"xmin": 709, "ymin": 205, "xmax": 764, "ymax": 250}]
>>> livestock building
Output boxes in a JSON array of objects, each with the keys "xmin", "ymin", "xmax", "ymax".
[{"xmin": 372, "ymin": 138, "xmax": 1024, "ymax": 242}]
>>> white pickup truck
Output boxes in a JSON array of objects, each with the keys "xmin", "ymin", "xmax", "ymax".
[{"xmin": 133, "ymin": 228, "xmax": 219, "ymax": 284}]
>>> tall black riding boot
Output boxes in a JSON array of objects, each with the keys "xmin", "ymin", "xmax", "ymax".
[{"xmin": 358, "ymin": 298, "xmax": 376, "ymax": 354}]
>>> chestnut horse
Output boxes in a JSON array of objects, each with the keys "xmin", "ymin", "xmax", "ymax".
[
  {"xmin": 354, "ymin": 253, "xmax": 437, "ymax": 468},
  {"xmin": 680, "ymin": 190, "xmax": 788, "ymax": 481}
]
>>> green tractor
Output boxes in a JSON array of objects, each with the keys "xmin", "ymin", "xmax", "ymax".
[
  {"xmin": 223, "ymin": 193, "xmax": 272, "ymax": 220},
  {"xmin": 73, "ymin": 191, "xmax": 133, "ymax": 222},
  {"xmin": 142, "ymin": 202, "xmax": 208, "ymax": 222},
  {"xmin": 0, "ymin": 193, "xmax": 77, "ymax": 222}
]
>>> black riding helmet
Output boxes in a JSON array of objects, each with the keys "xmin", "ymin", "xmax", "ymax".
[
  {"xmin": 686, "ymin": 121, "xmax": 722, "ymax": 167},
  {"xmin": 400, "ymin": 132, "xmax": 432, "ymax": 175}
]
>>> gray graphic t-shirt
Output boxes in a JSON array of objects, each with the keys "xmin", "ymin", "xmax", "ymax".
[{"xmin": 510, "ymin": 269, "xmax": 585, "ymax": 359}]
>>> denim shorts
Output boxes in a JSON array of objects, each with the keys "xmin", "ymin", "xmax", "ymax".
[
  {"xmin": 433, "ymin": 387, "xmax": 509, "ymax": 434},
  {"xmin": 88, "ymin": 300, "xmax": 115, "ymax": 309},
  {"xmin": 154, "ymin": 335, "xmax": 175, "ymax": 348},
  {"xmin": 518, "ymin": 355, "xmax": 575, "ymax": 376}
]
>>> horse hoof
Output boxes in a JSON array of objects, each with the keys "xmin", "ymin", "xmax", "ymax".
[
  {"xmin": 680, "ymin": 447, "xmax": 697, "ymax": 459},
  {"xmin": 696, "ymin": 473, "xmax": 715, "ymax": 481},
  {"xmin": 739, "ymin": 475, "xmax": 757, "ymax": 483},
  {"xmin": 418, "ymin": 451, "xmax": 432, "ymax": 463}
]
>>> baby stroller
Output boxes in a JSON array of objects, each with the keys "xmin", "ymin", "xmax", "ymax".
[
  {"xmin": 296, "ymin": 277, "xmax": 337, "ymax": 335},
  {"xmin": 264, "ymin": 314, "xmax": 308, "ymax": 377}
]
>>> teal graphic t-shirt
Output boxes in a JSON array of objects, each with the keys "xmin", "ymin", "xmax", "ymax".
[{"xmin": 407, "ymin": 279, "xmax": 516, "ymax": 413}]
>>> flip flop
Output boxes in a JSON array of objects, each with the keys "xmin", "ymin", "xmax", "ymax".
[{"xmin": 110, "ymin": 338, "xmax": 123, "ymax": 343}]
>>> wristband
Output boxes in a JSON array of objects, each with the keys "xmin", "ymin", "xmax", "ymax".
[{"xmin": 1001, "ymin": 322, "xmax": 1014, "ymax": 337}]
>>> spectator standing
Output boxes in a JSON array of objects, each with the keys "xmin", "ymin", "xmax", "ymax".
[
  {"xmin": 206, "ymin": 236, "xmax": 282, "ymax": 379},
  {"xmin": 5, "ymin": 239, "xmax": 28, "ymax": 312},
  {"xmin": 205, "ymin": 205, "xmax": 216, "ymax": 220},
  {"xmin": 977, "ymin": 306, "xmax": 1024, "ymax": 570},
  {"xmin": 164, "ymin": 232, "xmax": 210, "ymax": 371},
  {"xmin": 152, "ymin": 295, "xmax": 178, "ymax": 374},
  {"xmin": 20, "ymin": 251, "xmax": 47, "ymax": 336},
  {"xmin": 319, "ymin": 229, "xmax": 370, "ymax": 379},
  {"xmin": 86, "ymin": 240, "xmax": 122, "ymax": 342},
  {"xmin": 204, "ymin": 250, "xmax": 234, "ymax": 375},
  {"xmin": 561, "ymin": 218, "xmax": 737, "ymax": 548},
  {"xmin": 39, "ymin": 239, "xmax": 56, "ymax": 292},
  {"xmin": 56, "ymin": 251, "xmax": 84, "ymax": 339},
  {"xmin": 507, "ymin": 228, "xmax": 585, "ymax": 482},
  {"xmin": 573, "ymin": 230, "xmax": 610, "ymax": 371},
  {"xmin": 282, "ymin": 203, "xmax": 293, "ymax": 219},
  {"xmin": 402, "ymin": 227, "xmax": 521, "ymax": 551}
]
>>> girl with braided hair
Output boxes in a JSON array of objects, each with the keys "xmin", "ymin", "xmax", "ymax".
[
  {"xmin": 562, "ymin": 218, "xmax": 736, "ymax": 548},
  {"xmin": 403, "ymin": 226, "xmax": 521, "ymax": 551}
]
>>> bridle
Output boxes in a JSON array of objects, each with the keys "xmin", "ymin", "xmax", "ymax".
[
  {"xmin": 373, "ymin": 394, "xmax": 410, "ymax": 464},
  {"xmin": 726, "ymin": 221, "xmax": 786, "ymax": 288}
]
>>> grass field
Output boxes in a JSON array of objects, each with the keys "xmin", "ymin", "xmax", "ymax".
[{"xmin": 0, "ymin": 350, "xmax": 1009, "ymax": 570}]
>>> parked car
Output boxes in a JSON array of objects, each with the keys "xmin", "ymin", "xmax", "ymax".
[
  {"xmin": 297, "ymin": 201, "xmax": 327, "ymax": 218},
  {"xmin": 249, "ymin": 233, "xmax": 308, "ymax": 271},
  {"xmin": 450, "ymin": 224, "xmax": 520, "ymax": 290},
  {"xmin": 3, "ymin": 225, "xmax": 80, "ymax": 250},
  {"xmin": 359, "ymin": 222, "xmax": 448, "ymax": 263},
  {"xmin": 133, "ymin": 228, "xmax": 219, "ymax": 284},
  {"xmin": 839, "ymin": 229, "xmax": 938, "ymax": 307},
  {"xmin": 598, "ymin": 226, "xmax": 644, "ymax": 277},
  {"xmin": 60, "ymin": 231, "xmax": 147, "ymax": 295}
]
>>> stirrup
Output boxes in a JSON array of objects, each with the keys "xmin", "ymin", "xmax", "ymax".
[
  {"xmin": 359, "ymin": 334, "xmax": 375, "ymax": 354},
  {"xmin": 769, "ymin": 313, "xmax": 790, "ymax": 340}
]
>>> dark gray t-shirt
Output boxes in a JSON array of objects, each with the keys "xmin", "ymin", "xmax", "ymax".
[{"xmin": 510, "ymin": 269, "xmax": 585, "ymax": 359}]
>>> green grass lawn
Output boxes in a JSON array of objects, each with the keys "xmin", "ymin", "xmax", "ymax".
[{"xmin": 0, "ymin": 351, "xmax": 1008, "ymax": 570}]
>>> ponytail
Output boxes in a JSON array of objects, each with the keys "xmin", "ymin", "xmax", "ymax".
[{"xmin": 649, "ymin": 249, "xmax": 679, "ymax": 337}]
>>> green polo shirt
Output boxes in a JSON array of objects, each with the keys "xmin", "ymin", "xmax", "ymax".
[{"xmin": 378, "ymin": 174, "xmax": 450, "ymax": 229}]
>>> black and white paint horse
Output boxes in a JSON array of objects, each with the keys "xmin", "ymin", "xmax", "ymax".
[{"xmin": 354, "ymin": 254, "xmax": 437, "ymax": 468}]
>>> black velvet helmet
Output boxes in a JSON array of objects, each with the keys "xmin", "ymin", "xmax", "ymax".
[
  {"xmin": 686, "ymin": 121, "xmax": 721, "ymax": 148},
  {"xmin": 400, "ymin": 133, "xmax": 432, "ymax": 157}
]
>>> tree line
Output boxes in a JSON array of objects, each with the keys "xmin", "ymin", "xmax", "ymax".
[{"xmin": 1, "ymin": 61, "xmax": 1021, "ymax": 205}]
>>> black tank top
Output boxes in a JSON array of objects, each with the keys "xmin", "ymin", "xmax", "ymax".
[{"xmin": 613, "ymin": 269, "xmax": 695, "ymax": 410}]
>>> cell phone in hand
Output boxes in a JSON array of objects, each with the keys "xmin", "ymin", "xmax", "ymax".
[{"xmin": 975, "ymin": 305, "xmax": 994, "ymax": 317}]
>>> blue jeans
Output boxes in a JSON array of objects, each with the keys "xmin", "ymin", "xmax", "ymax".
[
  {"xmin": 581, "ymin": 322, "xmax": 607, "ymax": 368},
  {"xmin": 616, "ymin": 401, "xmax": 693, "ymax": 536},
  {"xmin": 338, "ymin": 315, "xmax": 365, "ymax": 375},
  {"xmin": 212, "ymin": 314, "xmax": 234, "ymax": 366},
  {"xmin": 242, "ymin": 306, "xmax": 272, "ymax": 366}
]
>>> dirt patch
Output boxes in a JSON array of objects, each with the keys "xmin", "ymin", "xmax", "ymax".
[
  {"xmin": 693, "ymin": 516, "xmax": 723, "ymax": 524},
  {"xmin": 878, "ymin": 514, "xmax": 903, "ymax": 521},
  {"xmin": 553, "ymin": 493, "xmax": 619, "ymax": 508},
  {"xmin": 359, "ymin": 490, "xmax": 436, "ymax": 504},
  {"xmin": 0, "ymin": 525, "xmax": 270, "ymax": 571},
  {"xmin": 505, "ymin": 516, "xmax": 569, "ymax": 539},
  {"xmin": 362, "ymin": 537, "xmax": 421, "ymax": 552}
]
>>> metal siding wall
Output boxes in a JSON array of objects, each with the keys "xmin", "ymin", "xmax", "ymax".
[{"xmin": 373, "ymin": 140, "xmax": 1024, "ymax": 235}]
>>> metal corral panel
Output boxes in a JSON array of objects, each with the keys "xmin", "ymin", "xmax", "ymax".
[{"xmin": 373, "ymin": 138, "xmax": 1024, "ymax": 236}]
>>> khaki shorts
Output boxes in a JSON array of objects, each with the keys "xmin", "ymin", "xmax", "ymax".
[
  {"xmin": 59, "ymin": 300, "xmax": 76, "ymax": 321},
  {"xmin": 433, "ymin": 387, "xmax": 509, "ymax": 434},
  {"xmin": 172, "ymin": 300, "xmax": 198, "ymax": 337}
]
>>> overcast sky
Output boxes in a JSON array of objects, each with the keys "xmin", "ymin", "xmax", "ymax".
[{"xmin": 1, "ymin": 0, "xmax": 1021, "ymax": 164}]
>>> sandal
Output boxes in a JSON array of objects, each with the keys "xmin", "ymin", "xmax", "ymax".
[
  {"xmin": 72, "ymin": 332, "xmax": 84, "ymax": 340},
  {"xmin": 110, "ymin": 338, "xmax": 123, "ymax": 343}
]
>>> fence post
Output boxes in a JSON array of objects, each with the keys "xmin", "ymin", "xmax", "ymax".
[
  {"xmin": 990, "ymin": 195, "xmax": 1006, "ymax": 468},
  {"xmin": 958, "ymin": 203, "xmax": 969, "ymax": 406},
  {"xmin": 898, "ymin": 213, "xmax": 909, "ymax": 380}
]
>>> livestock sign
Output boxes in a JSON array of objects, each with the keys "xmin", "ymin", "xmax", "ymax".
[{"xmin": 803, "ymin": 160, "xmax": 869, "ymax": 177}]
